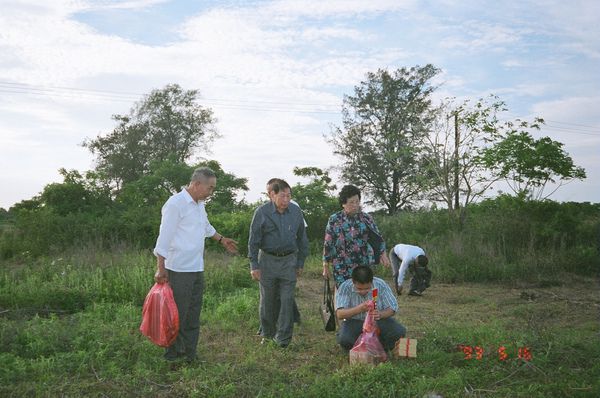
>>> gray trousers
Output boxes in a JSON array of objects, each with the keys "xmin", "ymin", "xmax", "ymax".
[
  {"xmin": 165, "ymin": 270, "xmax": 204, "ymax": 360},
  {"xmin": 258, "ymin": 251, "xmax": 297, "ymax": 346}
]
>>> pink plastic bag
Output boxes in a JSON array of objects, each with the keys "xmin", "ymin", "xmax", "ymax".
[
  {"xmin": 139, "ymin": 283, "xmax": 179, "ymax": 347},
  {"xmin": 349, "ymin": 299, "xmax": 388, "ymax": 364}
]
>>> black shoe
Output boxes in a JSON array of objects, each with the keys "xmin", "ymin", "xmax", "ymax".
[
  {"xmin": 408, "ymin": 290, "xmax": 422, "ymax": 296},
  {"xmin": 277, "ymin": 341, "xmax": 289, "ymax": 349}
]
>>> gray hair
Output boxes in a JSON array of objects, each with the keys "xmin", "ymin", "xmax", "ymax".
[{"xmin": 191, "ymin": 167, "xmax": 216, "ymax": 182}]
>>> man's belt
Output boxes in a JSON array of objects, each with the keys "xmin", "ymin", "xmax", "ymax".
[{"xmin": 264, "ymin": 250, "xmax": 295, "ymax": 257}]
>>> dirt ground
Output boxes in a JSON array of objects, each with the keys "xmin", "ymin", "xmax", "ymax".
[{"xmin": 295, "ymin": 272, "xmax": 600, "ymax": 341}]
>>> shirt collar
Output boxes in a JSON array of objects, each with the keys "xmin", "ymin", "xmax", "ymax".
[
  {"xmin": 182, "ymin": 188, "xmax": 200, "ymax": 204},
  {"xmin": 270, "ymin": 201, "xmax": 288, "ymax": 214}
]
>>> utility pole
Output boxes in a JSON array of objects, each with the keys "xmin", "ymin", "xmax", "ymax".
[{"xmin": 454, "ymin": 112, "xmax": 460, "ymax": 210}]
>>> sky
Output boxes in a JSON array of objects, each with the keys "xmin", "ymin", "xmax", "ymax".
[{"xmin": 1, "ymin": 0, "xmax": 599, "ymax": 210}]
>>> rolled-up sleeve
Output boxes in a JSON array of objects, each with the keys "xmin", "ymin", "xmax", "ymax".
[
  {"xmin": 335, "ymin": 281, "xmax": 351, "ymax": 310},
  {"xmin": 377, "ymin": 280, "xmax": 398, "ymax": 314}
]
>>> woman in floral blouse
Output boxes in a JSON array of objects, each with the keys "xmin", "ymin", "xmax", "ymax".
[{"xmin": 322, "ymin": 185, "xmax": 390, "ymax": 288}]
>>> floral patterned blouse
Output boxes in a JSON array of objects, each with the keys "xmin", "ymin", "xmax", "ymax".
[{"xmin": 322, "ymin": 210, "xmax": 386, "ymax": 287}]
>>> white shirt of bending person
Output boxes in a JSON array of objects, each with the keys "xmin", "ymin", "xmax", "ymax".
[
  {"xmin": 153, "ymin": 189, "xmax": 216, "ymax": 272},
  {"xmin": 393, "ymin": 243, "xmax": 425, "ymax": 287}
]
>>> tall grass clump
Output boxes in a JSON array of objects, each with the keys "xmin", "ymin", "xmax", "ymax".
[{"xmin": 375, "ymin": 196, "xmax": 600, "ymax": 283}]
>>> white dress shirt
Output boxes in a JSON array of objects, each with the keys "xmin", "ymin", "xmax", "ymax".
[
  {"xmin": 153, "ymin": 189, "xmax": 216, "ymax": 272},
  {"xmin": 393, "ymin": 244, "xmax": 425, "ymax": 286}
]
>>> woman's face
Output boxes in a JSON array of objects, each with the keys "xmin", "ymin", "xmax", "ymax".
[{"xmin": 342, "ymin": 194, "xmax": 361, "ymax": 215}]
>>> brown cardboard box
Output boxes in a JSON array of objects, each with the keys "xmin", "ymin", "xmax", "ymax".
[
  {"xmin": 349, "ymin": 349, "xmax": 387, "ymax": 365},
  {"xmin": 393, "ymin": 338, "xmax": 417, "ymax": 358}
]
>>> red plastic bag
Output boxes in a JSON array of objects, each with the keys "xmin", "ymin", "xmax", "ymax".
[
  {"xmin": 349, "ymin": 300, "xmax": 388, "ymax": 364},
  {"xmin": 139, "ymin": 283, "xmax": 179, "ymax": 347}
]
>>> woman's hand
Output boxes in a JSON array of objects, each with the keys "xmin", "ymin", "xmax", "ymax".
[{"xmin": 322, "ymin": 262, "xmax": 330, "ymax": 279}]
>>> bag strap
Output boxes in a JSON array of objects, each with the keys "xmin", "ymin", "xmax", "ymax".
[{"xmin": 324, "ymin": 278, "xmax": 333, "ymax": 305}]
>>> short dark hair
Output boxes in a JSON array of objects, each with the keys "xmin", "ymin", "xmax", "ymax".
[
  {"xmin": 266, "ymin": 178, "xmax": 282, "ymax": 194},
  {"xmin": 338, "ymin": 185, "xmax": 361, "ymax": 206},
  {"xmin": 351, "ymin": 265, "xmax": 373, "ymax": 284},
  {"xmin": 272, "ymin": 179, "xmax": 291, "ymax": 194},
  {"xmin": 417, "ymin": 255, "xmax": 428, "ymax": 267}
]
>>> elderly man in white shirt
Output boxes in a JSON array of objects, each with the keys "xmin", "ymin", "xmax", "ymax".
[
  {"xmin": 389, "ymin": 243, "xmax": 432, "ymax": 297},
  {"xmin": 154, "ymin": 167, "xmax": 237, "ymax": 363}
]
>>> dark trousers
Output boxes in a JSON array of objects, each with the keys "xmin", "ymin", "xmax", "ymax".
[
  {"xmin": 409, "ymin": 264, "xmax": 432, "ymax": 293},
  {"xmin": 337, "ymin": 317, "xmax": 406, "ymax": 351},
  {"xmin": 165, "ymin": 270, "xmax": 204, "ymax": 360}
]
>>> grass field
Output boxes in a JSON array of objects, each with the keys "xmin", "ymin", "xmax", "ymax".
[{"xmin": 1, "ymin": 251, "xmax": 599, "ymax": 397}]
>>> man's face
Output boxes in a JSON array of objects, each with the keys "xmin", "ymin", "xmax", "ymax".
[
  {"xmin": 195, "ymin": 177, "xmax": 217, "ymax": 201},
  {"xmin": 352, "ymin": 281, "xmax": 372, "ymax": 297},
  {"xmin": 273, "ymin": 188, "xmax": 291, "ymax": 211}
]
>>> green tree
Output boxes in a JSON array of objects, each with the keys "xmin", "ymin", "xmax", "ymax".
[
  {"xmin": 40, "ymin": 168, "xmax": 112, "ymax": 216},
  {"xmin": 291, "ymin": 167, "xmax": 337, "ymax": 217},
  {"xmin": 328, "ymin": 65, "xmax": 440, "ymax": 214},
  {"xmin": 83, "ymin": 84, "xmax": 217, "ymax": 190},
  {"xmin": 423, "ymin": 95, "xmax": 507, "ymax": 214},
  {"xmin": 479, "ymin": 126, "xmax": 586, "ymax": 200},
  {"xmin": 291, "ymin": 167, "xmax": 338, "ymax": 241},
  {"xmin": 198, "ymin": 160, "xmax": 249, "ymax": 214}
]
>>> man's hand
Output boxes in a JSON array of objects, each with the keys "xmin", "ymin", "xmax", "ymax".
[
  {"xmin": 220, "ymin": 237, "xmax": 239, "ymax": 254},
  {"xmin": 251, "ymin": 269, "xmax": 261, "ymax": 281},
  {"xmin": 380, "ymin": 253, "xmax": 391, "ymax": 268},
  {"xmin": 358, "ymin": 300, "xmax": 375, "ymax": 313},
  {"xmin": 154, "ymin": 268, "xmax": 168, "ymax": 284},
  {"xmin": 296, "ymin": 268, "xmax": 303, "ymax": 277},
  {"xmin": 155, "ymin": 255, "xmax": 168, "ymax": 284},
  {"xmin": 372, "ymin": 309, "xmax": 382, "ymax": 320}
]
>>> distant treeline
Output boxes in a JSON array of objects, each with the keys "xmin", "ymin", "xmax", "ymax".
[{"xmin": 1, "ymin": 195, "xmax": 598, "ymax": 283}]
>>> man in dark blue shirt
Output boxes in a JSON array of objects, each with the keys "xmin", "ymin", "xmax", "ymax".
[{"xmin": 248, "ymin": 179, "xmax": 308, "ymax": 348}]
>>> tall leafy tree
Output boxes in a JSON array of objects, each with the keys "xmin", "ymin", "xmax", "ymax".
[
  {"xmin": 84, "ymin": 84, "xmax": 217, "ymax": 190},
  {"xmin": 39, "ymin": 168, "xmax": 112, "ymax": 216},
  {"xmin": 422, "ymin": 95, "xmax": 507, "ymax": 213},
  {"xmin": 291, "ymin": 166, "xmax": 338, "ymax": 241},
  {"xmin": 198, "ymin": 160, "xmax": 249, "ymax": 213},
  {"xmin": 479, "ymin": 127, "xmax": 586, "ymax": 200},
  {"xmin": 328, "ymin": 65, "xmax": 440, "ymax": 214},
  {"xmin": 291, "ymin": 166, "xmax": 338, "ymax": 218}
]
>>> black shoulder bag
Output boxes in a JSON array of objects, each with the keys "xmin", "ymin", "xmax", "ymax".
[{"xmin": 320, "ymin": 278, "xmax": 336, "ymax": 332}]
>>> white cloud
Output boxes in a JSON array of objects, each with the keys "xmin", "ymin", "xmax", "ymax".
[
  {"xmin": 531, "ymin": 96, "xmax": 600, "ymax": 125},
  {"xmin": 261, "ymin": 0, "xmax": 416, "ymax": 20}
]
